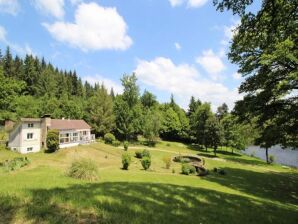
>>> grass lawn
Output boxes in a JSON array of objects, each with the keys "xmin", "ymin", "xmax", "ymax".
[{"xmin": 0, "ymin": 141, "xmax": 297, "ymax": 224}]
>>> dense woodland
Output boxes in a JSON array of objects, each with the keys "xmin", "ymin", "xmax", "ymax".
[{"xmin": 0, "ymin": 46, "xmax": 257, "ymax": 154}]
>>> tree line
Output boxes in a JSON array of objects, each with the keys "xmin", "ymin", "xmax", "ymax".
[{"xmin": 0, "ymin": 46, "xmax": 256, "ymax": 155}]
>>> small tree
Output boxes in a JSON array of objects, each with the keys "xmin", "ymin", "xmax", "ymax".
[
  {"xmin": 141, "ymin": 156, "xmax": 151, "ymax": 170},
  {"xmin": 123, "ymin": 141, "xmax": 129, "ymax": 151},
  {"xmin": 104, "ymin": 133, "xmax": 116, "ymax": 144},
  {"xmin": 122, "ymin": 152, "xmax": 131, "ymax": 170},
  {"xmin": 46, "ymin": 129, "xmax": 59, "ymax": 152},
  {"xmin": 205, "ymin": 116, "xmax": 222, "ymax": 156}
]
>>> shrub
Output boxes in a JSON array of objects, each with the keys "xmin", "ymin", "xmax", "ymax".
[
  {"xmin": 173, "ymin": 156, "xmax": 182, "ymax": 162},
  {"xmin": 122, "ymin": 152, "xmax": 131, "ymax": 170},
  {"xmin": 123, "ymin": 141, "xmax": 129, "ymax": 151},
  {"xmin": 141, "ymin": 156, "xmax": 151, "ymax": 170},
  {"xmin": 269, "ymin": 155, "xmax": 275, "ymax": 164},
  {"xmin": 218, "ymin": 169, "xmax": 226, "ymax": 175},
  {"xmin": 68, "ymin": 159, "xmax": 98, "ymax": 181},
  {"xmin": 181, "ymin": 163, "xmax": 196, "ymax": 175},
  {"xmin": 162, "ymin": 156, "xmax": 171, "ymax": 169},
  {"xmin": 112, "ymin": 140, "xmax": 121, "ymax": 147},
  {"xmin": 166, "ymin": 143, "xmax": 171, "ymax": 147},
  {"xmin": 172, "ymin": 168, "xmax": 175, "ymax": 174},
  {"xmin": 1, "ymin": 157, "xmax": 30, "ymax": 171},
  {"xmin": 104, "ymin": 133, "xmax": 116, "ymax": 144},
  {"xmin": 213, "ymin": 167, "xmax": 218, "ymax": 172},
  {"xmin": 46, "ymin": 129, "xmax": 59, "ymax": 152},
  {"xmin": 135, "ymin": 150, "xmax": 143, "ymax": 159},
  {"xmin": 142, "ymin": 149, "xmax": 151, "ymax": 158}
]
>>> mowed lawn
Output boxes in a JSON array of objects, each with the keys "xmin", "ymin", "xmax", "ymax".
[{"xmin": 0, "ymin": 141, "xmax": 297, "ymax": 224}]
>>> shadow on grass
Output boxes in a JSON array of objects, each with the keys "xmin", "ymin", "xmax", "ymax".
[
  {"xmin": 206, "ymin": 167, "xmax": 298, "ymax": 205},
  {"xmin": 1, "ymin": 180, "xmax": 298, "ymax": 224},
  {"xmin": 223, "ymin": 156, "xmax": 268, "ymax": 166}
]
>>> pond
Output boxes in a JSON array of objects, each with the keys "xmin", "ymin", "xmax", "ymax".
[{"xmin": 243, "ymin": 145, "xmax": 298, "ymax": 168}]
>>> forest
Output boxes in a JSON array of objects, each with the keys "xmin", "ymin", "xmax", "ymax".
[{"xmin": 0, "ymin": 46, "xmax": 257, "ymax": 154}]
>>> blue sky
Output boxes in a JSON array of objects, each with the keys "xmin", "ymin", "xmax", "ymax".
[{"xmin": 0, "ymin": 0, "xmax": 254, "ymax": 110}]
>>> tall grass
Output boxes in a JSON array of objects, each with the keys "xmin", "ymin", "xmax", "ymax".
[{"xmin": 68, "ymin": 159, "xmax": 99, "ymax": 181}]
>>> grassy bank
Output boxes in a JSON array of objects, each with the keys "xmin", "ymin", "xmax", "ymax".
[{"xmin": 0, "ymin": 141, "xmax": 297, "ymax": 224}]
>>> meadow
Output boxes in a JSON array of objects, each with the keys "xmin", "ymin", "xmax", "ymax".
[{"xmin": 0, "ymin": 141, "xmax": 297, "ymax": 224}]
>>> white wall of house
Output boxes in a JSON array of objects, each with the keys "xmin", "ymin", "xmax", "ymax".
[
  {"xmin": 9, "ymin": 121, "xmax": 42, "ymax": 154},
  {"xmin": 20, "ymin": 122, "xmax": 41, "ymax": 154}
]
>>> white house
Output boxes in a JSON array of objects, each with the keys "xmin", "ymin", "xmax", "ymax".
[{"xmin": 8, "ymin": 115, "xmax": 95, "ymax": 154}]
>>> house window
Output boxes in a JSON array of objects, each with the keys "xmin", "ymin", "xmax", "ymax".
[
  {"xmin": 27, "ymin": 147, "xmax": 33, "ymax": 152},
  {"xmin": 72, "ymin": 133, "xmax": 79, "ymax": 142},
  {"xmin": 60, "ymin": 133, "xmax": 70, "ymax": 144},
  {"xmin": 27, "ymin": 133, "xmax": 33, "ymax": 139},
  {"xmin": 28, "ymin": 123, "xmax": 34, "ymax": 128},
  {"xmin": 83, "ymin": 131, "xmax": 87, "ymax": 135}
]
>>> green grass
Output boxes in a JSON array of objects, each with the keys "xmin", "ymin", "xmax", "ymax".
[{"xmin": 0, "ymin": 141, "xmax": 297, "ymax": 224}]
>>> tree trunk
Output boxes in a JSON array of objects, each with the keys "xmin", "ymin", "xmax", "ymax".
[
  {"xmin": 265, "ymin": 147, "xmax": 269, "ymax": 164},
  {"xmin": 214, "ymin": 146, "xmax": 217, "ymax": 156}
]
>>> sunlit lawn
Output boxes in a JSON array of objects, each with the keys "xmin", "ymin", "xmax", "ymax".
[{"xmin": 0, "ymin": 141, "xmax": 297, "ymax": 224}]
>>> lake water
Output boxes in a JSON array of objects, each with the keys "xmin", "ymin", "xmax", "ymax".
[{"xmin": 243, "ymin": 145, "xmax": 298, "ymax": 168}]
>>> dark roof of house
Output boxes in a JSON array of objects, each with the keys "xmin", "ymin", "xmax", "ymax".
[{"xmin": 49, "ymin": 119, "xmax": 91, "ymax": 130}]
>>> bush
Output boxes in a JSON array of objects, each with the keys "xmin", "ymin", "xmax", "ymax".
[
  {"xmin": 122, "ymin": 152, "xmax": 131, "ymax": 170},
  {"xmin": 219, "ymin": 169, "xmax": 226, "ymax": 175},
  {"xmin": 142, "ymin": 149, "xmax": 151, "ymax": 158},
  {"xmin": 68, "ymin": 159, "xmax": 99, "ymax": 181},
  {"xmin": 269, "ymin": 155, "xmax": 275, "ymax": 164},
  {"xmin": 123, "ymin": 141, "xmax": 129, "ymax": 151},
  {"xmin": 135, "ymin": 150, "xmax": 143, "ymax": 159},
  {"xmin": 104, "ymin": 133, "xmax": 116, "ymax": 144},
  {"xmin": 1, "ymin": 157, "xmax": 30, "ymax": 171},
  {"xmin": 181, "ymin": 163, "xmax": 196, "ymax": 175},
  {"xmin": 141, "ymin": 156, "xmax": 151, "ymax": 170},
  {"xmin": 172, "ymin": 168, "xmax": 175, "ymax": 174},
  {"xmin": 173, "ymin": 156, "xmax": 182, "ymax": 162},
  {"xmin": 46, "ymin": 129, "xmax": 59, "ymax": 152},
  {"xmin": 112, "ymin": 140, "xmax": 121, "ymax": 147},
  {"xmin": 162, "ymin": 156, "xmax": 171, "ymax": 169}
]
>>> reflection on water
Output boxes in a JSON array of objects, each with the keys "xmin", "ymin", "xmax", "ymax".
[{"xmin": 243, "ymin": 145, "xmax": 298, "ymax": 168}]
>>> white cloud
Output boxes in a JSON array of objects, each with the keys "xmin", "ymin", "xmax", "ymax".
[
  {"xmin": 169, "ymin": 0, "xmax": 208, "ymax": 8},
  {"xmin": 134, "ymin": 57, "xmax": 241, "ymax": 110},
  {"xmin": 169, "ymin": 0, "xmax": 184, "ymax": 7},
  {"xmin": 0, "ymin": 25, "xmax": 35, "ymax": 55},
  {"xmin": 0, "ymin": 0, "xmax": 20, "ymax": 15},
  {"xmin": 174, "ymin": 42, "xmax": 181, "ymax": 50},
  {"xmin": 221, "ymin": 19, "xmax": 240, "ymax": 46},
  {"xmin": 83, "ymin": 74, "xmax": 123, "ymax": 94},
  {"xmin": 196, "ymin": 49, "xmax": 226, "ymax": 80},
  {"xmin": 232, "ymin": 72, "xmax": 242, "ymax": 80},
  {"xmin": 187, "ymin": 0, "xmax": 208, "ymax": 8},
  {"xmin": 43, "ymin": 2, "xmax": 132, "ymax": 51},
  {"xmin": 33, "ymin": 0, "xmax": 64, "ymax": 19}
]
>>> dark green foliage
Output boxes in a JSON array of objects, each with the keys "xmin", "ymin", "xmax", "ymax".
[
  {"xmin": 104, "ymin": 133, "xmax": 116, "ymax": 144},
  {"xmin": 135, "ymin": 150, "xmax": 143, "ymax": 159},
  {"xmin": 1, "ymin": 157, "xmax": 30, "ymax": 171},
  {"xmin": 205, "ymin": 115, "xmax": 223, "ymax": 156},
  {"xmin": 141, "ymin": 149, "xmax": 151, "ymax": 158},
  {"xmin": 141, "ymin": 90, "xmax": 157, "ymax": 108},
  {"xmin": 112, "ymin": 140, "xmax": 121, "ymax": 147},
  {"xmin": 141, "ymin": 156, "xmax": 151, "ymax": 170},
  {"xmin": 46, "ymin": 130, "xmax": 59, "ymax": 152},
  {"xmin": 214, "ymin": 0, "xmax": 298, "ymax": 149},
  {"xmin": 123, "ymin": 141, "xmax": 129, "ymax": 151},
  {"xmin": 181, "ymin": 163, "xmax": 196, "ymax": 175},
  {"xmin": 86, "ymin": 85, "xmax": 115, "ymax": 136},
  {"xmin": 68, "ymin": 159, "xmax": 99, "ymax": 181},
  {"xmin": 121, "ymin": 152, "xmax": 131, "ymax": 170}
]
